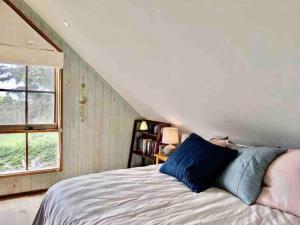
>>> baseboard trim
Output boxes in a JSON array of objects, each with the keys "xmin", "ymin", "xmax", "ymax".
[{"xmin": 0, "ymin": 189, "xmax": 48, "ymax": 200}]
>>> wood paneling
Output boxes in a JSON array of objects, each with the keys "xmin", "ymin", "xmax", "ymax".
[{"xmin": 0, "ymin": 0, "xmax": 141, "ymax": 196}]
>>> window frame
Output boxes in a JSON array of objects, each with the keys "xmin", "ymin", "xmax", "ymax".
[{"xmin": 0, "ymin": 66, "xmax": 63, "ymax": 177}]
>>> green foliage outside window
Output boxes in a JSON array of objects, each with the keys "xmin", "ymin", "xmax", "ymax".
[{"xmin": 0, "ymin": 133, "xmax": 57, "ymax": 173}]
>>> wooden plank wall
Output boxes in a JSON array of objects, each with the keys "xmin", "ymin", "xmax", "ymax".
[{"xmin": 0, "ymin": 0, "xmax": 141, "ymax": 196}]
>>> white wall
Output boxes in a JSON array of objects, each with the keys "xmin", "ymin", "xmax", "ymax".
[{"xmin": 23, "ymin": 0, "xmax": 300, "ymax": 148}]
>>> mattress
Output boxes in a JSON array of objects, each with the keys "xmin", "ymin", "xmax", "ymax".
[{"xmin": 33, "ymin": 165, "xmax": 300, "ymax": 225}]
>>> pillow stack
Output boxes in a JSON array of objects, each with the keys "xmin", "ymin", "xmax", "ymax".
[{"xmin": 160, "ymin": 133, "xmax": 295, "ymax": 215}]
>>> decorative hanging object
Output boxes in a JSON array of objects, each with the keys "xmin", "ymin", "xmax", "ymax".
[{"xmin": 79, "ymin": 77, "xmax": 88, "ymax": 122}]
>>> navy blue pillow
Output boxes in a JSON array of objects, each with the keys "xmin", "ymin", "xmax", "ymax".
[{"xmin": 160, "ymin": 133, "xmax": 238, "ymax": 192}]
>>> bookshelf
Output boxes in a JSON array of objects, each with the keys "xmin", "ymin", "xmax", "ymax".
[{"xmin": 127, "ymin": 119, "xmax": 171, "ymax": 168}]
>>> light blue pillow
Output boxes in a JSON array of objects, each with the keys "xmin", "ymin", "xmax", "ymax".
[{"xmin": 216, "ymin": 146, "xmax": 286, "ymax": 205}]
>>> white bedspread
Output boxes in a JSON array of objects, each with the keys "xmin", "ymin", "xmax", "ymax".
[{"xmin": 33, "ymin": 165, "xmax": 300, "ymax": 225}]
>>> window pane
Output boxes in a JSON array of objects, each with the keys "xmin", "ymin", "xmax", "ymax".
[
  {"xmin": 0, "ymin": 91, "xmax": 25, "ymax": 125},
  {"xmin": 28, "ymin": 133, "xmax": 58, "ymax": 170},
  {"xmin": 28, "ymin": 93, "xmax": 55, "ymax": 124},
  {"xmin": 28, "ymin": 65, "xmax": 55, "ymax": 91},
  {"xmin": 0, "ymin": 63, "xmax": 25, "ymax": 90},
  {"xmin": 0, "ymin": 134, "xmax": 26, "ymax": 174}
]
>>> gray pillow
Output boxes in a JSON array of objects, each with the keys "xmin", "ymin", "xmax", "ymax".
[{"xmin": 216, "ymin": 146, "xmax": 286, "ymax": 205}]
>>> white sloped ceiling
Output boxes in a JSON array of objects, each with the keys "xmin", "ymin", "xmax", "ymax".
[
  {"xmin": 0, "ymin": 1, "xmax": 54, "ymax": 50},
  {"xmin": 23, "ymin": 0, "xmax": 300, "ymax": 148}
]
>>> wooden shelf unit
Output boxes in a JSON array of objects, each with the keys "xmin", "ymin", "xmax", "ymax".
[{"xmin": 127, "ymin": 119, "xmax": 171, "ymax": 168}]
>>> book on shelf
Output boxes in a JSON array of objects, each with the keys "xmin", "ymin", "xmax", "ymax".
[{"xmin": 139, "ymin": 139, "xmax": 157, "ymax": 157}]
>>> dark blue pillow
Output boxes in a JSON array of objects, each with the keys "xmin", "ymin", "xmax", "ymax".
[{"xmin": 159, "ymin": 133, "xmax": 238, "ymax": 192}]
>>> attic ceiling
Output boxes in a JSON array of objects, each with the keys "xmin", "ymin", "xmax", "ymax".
[
  {"xmin": 23, "ymin": 0, "xmax": 300, "ymax": 148},
  {"xmin": 0, "ymin": 1, "xmax": 54, "ymax": 50}
]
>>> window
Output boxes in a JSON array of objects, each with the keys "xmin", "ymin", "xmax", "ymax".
[{"xmin": 0, "ymin": 63, "xmax": 62, "ymax": 176}]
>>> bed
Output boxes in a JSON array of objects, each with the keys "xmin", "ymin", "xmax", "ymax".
[{"xmin": 33, "ymin": 165, "xmax": 300, "ymax": 225}]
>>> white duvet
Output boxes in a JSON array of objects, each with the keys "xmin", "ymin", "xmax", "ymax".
[{"xmin": 33, "ymin": 165, "xmax": 300, "ymax": 225}]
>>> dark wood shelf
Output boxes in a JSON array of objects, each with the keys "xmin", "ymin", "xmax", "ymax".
[
  {"xmin": 142, "ymin": 133, "xmax": 157, "ymax": 138},
  {"xmin": 127, "ymin": 119, "xmax": 171, "ymax": 168}
]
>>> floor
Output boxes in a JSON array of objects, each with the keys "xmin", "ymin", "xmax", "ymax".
[{"xmin": 0, "ymin": 194, "xmax": 43, "ymax": 225}]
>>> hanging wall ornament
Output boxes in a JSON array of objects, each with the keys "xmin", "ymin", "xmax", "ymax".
[{"xmin": 79, "ymin": 77, "xmax": 88, "ymax": 122}]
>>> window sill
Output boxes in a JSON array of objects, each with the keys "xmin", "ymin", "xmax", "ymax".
[{"xmin": 0, "ymin": 167, "xmax": 61, "ymax": 178}]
